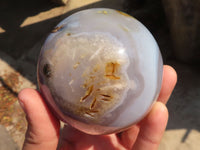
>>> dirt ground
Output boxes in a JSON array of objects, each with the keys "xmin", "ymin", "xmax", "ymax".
[{"xmin": 0, "ymin": 0, "xmax": 200, "ymax": 150}]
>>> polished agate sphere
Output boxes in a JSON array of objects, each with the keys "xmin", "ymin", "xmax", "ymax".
[{"xmin": 37, "ymin": 8, "xmax": 163, "ymax": 135}]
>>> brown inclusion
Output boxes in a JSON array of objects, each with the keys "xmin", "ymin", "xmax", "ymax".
[
  {"xmin": 51, "ymin": 25, "xmax": 64, "ymax": 33},
  {"xmin": 105, "ymin": 62, "xmax": 120, "ymax": 80},
  {"xmin": 43, "ymin": 64, "xmax": 51, "ymax": 78},
  {"xmin": 90, "ymin": 97, "xmax": 97, "ymax": 109},
  {"xmin": 80, "ymin": 85, "xmax": 93, "ymax": 102}
]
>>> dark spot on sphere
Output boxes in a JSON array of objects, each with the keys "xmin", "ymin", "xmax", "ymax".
[
  {"xmin": 43, "ymin": 64, "xmax": 51, "ymax": 78},
  {"xmin": 51, "ymin": 25, "xmax": 64, "ymax": 33}
]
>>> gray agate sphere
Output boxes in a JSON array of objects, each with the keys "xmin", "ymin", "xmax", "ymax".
[{"xmin": 37, "ymin": 8, "xmax": 163, "ymax": 135}]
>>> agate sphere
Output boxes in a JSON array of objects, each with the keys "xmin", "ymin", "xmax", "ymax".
[{"xmin": 37, "ymin": 8, "xmax": 163, "ymax": 135}]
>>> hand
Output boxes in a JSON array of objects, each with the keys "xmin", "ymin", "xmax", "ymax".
[{"xmin": 18, "ymin": 65, "xmax": 177, "ymax": 150}]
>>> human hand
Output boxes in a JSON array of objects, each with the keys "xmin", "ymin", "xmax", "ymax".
[{"xmin": 18, "ymin": 65, "xmax": 177, "ymax": 150}]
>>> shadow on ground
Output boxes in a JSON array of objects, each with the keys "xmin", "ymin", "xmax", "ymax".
[
  {"xmin": 0, "ymin": 0, "xmax": 128, "ymax": 83},
  {"xmin": 0, "ymin": 0, "xmax": 59, "ymax": 57},
  {"xmin": 166, "ymin": 61, "xmax": 200, "ymax": 142}
]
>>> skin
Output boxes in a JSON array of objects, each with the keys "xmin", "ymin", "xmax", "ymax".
[{"xmin": 18, "ymin": 65, "xmax": 177, "ymax": 150}]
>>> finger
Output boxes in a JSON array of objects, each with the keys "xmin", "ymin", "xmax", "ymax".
[
  {"xmin": 119, "ymin": 65, "xmax": 176, "ymax": 149},
  {"xmin": 132, "ymin": 102, "xmax": 168, "ymax": 150},
  {"xmin": 120, "ymin": 125, "xmax": 140, "ymax": 149},
  {"xmin": 57, "ymin": 125, "xmax": 82, "ymax": 149},
  {"xmin": 18, "ymin": 88, "xmax": 60, "ymax": 150},
  {"xmin": 157, "ymin": 65, "xmax": 177, "ymax": 104}
]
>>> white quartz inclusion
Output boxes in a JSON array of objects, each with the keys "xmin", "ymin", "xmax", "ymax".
[{"xmin": 49, "ymin": 32, "xmax": 131, "ymax": 120}]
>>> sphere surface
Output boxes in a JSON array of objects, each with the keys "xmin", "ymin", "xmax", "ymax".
[{"xmin": 37, "ymin": 8, "xmax": 163, "ymax": 135}]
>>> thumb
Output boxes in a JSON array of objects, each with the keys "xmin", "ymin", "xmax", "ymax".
[
  {"xmin": 18, "ymin": 88, "xmax": 60, "ymax": 150},
  {"xmin": 132, "ymin": 102, "xmax": 168, "ymax": 150}
]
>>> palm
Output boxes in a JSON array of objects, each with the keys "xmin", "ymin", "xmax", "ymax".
[
  {"xmin": 59, "ymin": 99, "xmax": 166, "ymax": 150},
  {"xmin": 58, "ymin": 125, "xmax": 138, "ymax": 150},
  {"xmin": 18, "ymin": 65, "xmax": 177, "ymax": 150}
]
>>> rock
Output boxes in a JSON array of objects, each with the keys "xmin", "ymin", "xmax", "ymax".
[
  {"xmin": 0, "ymin": 51, "xmax": 35, "ymax": 149},
  {"xmin": 0, "ymin": 51, "xmax": 37, "ymax": 92},
  {"xmin": 162, "ymin": 0, "xmax": 200, "ymax": 63},
  {"xmin": 0, "ymin": 125, "xmax": 18, "ymax": 150}
]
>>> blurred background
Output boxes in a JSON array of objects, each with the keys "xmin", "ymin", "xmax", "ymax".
[{"xmin": 0, "ymin": 0, "xmax": 199, "ymax": 149}]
